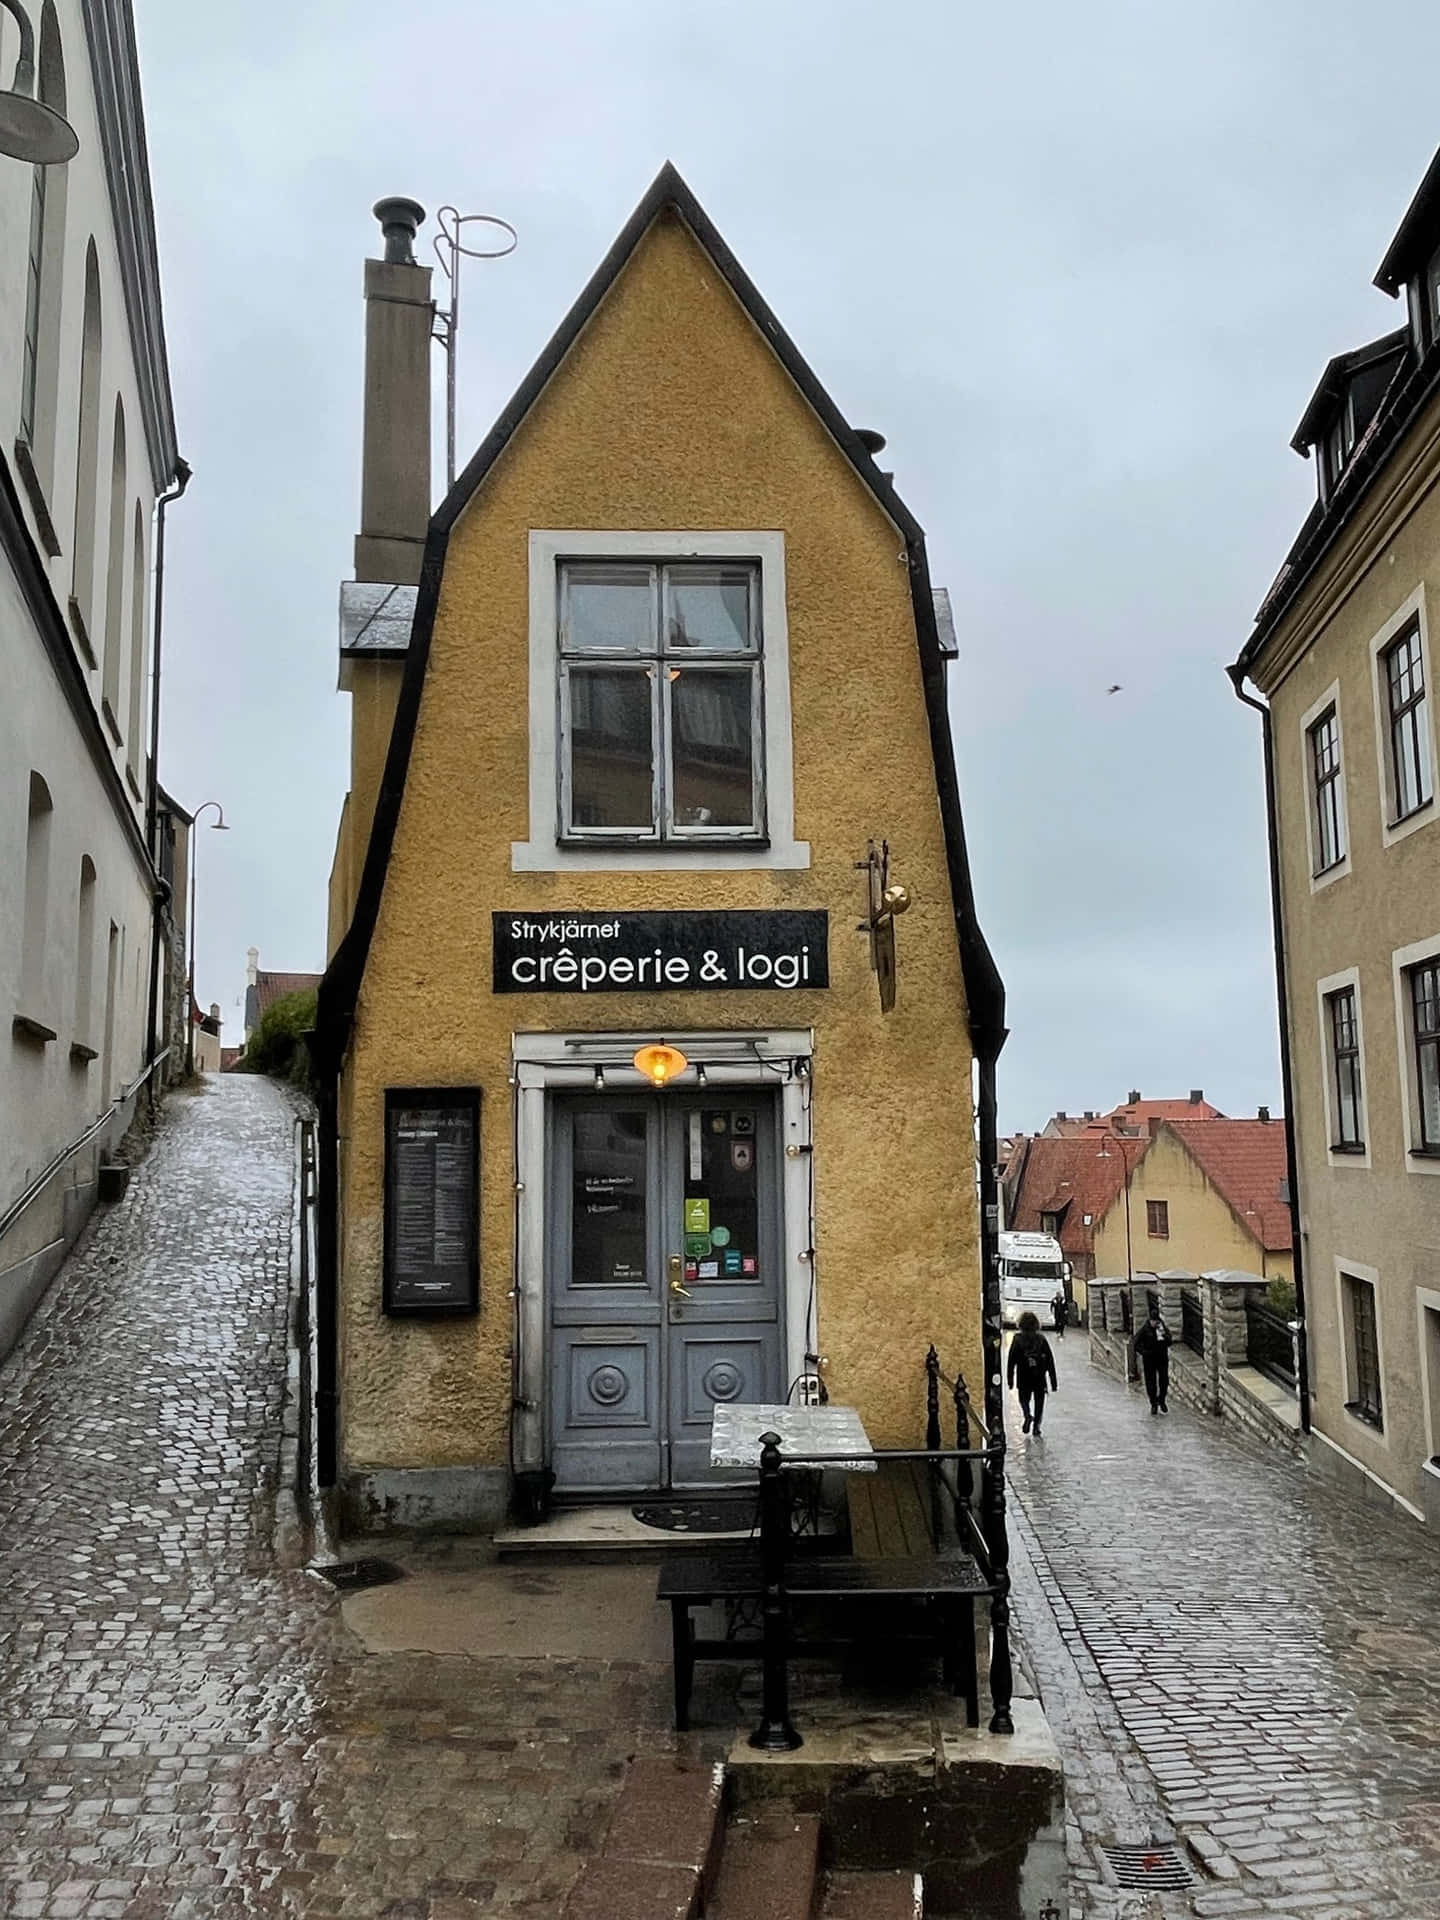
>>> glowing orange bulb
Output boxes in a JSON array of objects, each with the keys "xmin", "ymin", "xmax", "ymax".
[{"xmin": 633, "ymin": 1043, "xmax": 688, "ymax": 1088}]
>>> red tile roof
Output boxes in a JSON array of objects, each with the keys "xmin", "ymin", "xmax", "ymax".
[
  {"xmin": 1008, "ymin": 1134, "xmax": 1151, "ymax": 1260},
  {"xmin": 1162, "ymin": 1118, "xmax": 1292, "ymax": 1252},
  {"xmin": 255, "ymin": 971, "xmax": 322, "ymax": 1019},
  {"xmin": 1103, "ymin": 1094, "xmax": 1223, "ymax": 1132}
]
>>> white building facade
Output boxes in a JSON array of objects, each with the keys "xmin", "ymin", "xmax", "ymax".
[{"xmin": 0, "ymin": 0, "xmax": 182, "ymax": 1355}]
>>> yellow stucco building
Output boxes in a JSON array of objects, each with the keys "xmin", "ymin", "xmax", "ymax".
[
  {"xmin": 1232, "ymin": 144, "xmax": 1440, "ymax": 1527},
  {"xmin": 314, "ymin": 170, "xmax": 1003, "ymax": 1529}
]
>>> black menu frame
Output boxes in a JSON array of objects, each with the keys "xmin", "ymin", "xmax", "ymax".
[{"xmin": 383, "ymin": 1086, "xmax": 481, "ymax": 1316}]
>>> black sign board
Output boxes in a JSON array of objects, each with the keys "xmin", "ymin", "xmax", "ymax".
[
  {"xmin": 492, "ymin": 910, "xmax": 829, "ymax": 995},
  {"xmin": 383, "ymin": 1088, "xmax": 480, "ymax": 1315}
]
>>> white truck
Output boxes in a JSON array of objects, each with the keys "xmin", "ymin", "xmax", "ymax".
[{"xmin": 998, "ymin": 1230, "xmax": 1069, "ymax": 1328}]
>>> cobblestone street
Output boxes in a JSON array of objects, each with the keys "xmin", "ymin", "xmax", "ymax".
[
  {"xmin": 0, "ymin": 1078, "xmax": 679, "ymax": 1918},
  {"xmin": 5, "ymin": 1078, "xmax": 1440, "ymax": 1916},
  {"xmin": 1007, "ymin": 1330, "xmax": 1440, "ymax": 1919}
]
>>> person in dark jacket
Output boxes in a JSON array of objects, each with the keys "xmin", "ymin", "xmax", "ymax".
[
  {"xmin": 1134, "ymin": 1304, "xmax": 1172, "ymax": 1414},
  {"xmin": 1051, "ymin": 1287, "xmax": 1067, "ymax": 1338},
  {"xmin": 1007, "ymin": 1311, "xmax": 1058, "ymax": 1436}
]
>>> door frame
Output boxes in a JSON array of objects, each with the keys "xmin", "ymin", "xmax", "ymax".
[{"xmin": 511, "ymin": 1028, "xmax": 815, "ymax": 1481}]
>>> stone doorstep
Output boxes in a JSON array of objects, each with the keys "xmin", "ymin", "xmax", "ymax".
[
  {"xmin": 709, "ymin": 1808, "xmax": 821, "ymax": 1920},
  {"xmin": 821, "ymin": 1868, "xmax": 924, "ymax": 1918}
]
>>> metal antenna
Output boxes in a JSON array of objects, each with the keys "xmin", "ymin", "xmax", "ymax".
[{"xmin": 433, "ymin": 206, "xmax": 518, "ymax": 491}]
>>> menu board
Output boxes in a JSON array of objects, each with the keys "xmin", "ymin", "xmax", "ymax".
[{"xmin": 383, "ymin": 1089, "xmax": 480, "ymax": 1314}]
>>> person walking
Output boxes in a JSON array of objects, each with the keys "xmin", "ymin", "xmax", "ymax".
[
  {"xmin": 1007, "ymin": 1310, "xmax": 1058, "ymax": 1436},
  {"xmin": 1134, "ymin": 1302, "xmax": 1173, "ymax": 1414},
  {"xmin": 1051, "ymin": 1286, "xmax": 1067, "ymax": 1338}
]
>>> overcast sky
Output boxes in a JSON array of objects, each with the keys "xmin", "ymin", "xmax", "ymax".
[{"xmin": 137, "ymin": 0, "xmax": 1440, "ymax": 1132}]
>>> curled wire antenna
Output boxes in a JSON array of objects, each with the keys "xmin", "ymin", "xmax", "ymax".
[{"xmin": 432, "ymin": 206, "xmax": 518, "ymax": 489}]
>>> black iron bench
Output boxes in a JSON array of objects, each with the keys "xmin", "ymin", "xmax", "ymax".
[{"xmin": 658, "ymin": 1541, "xmax": 987, "ymax": 1734}]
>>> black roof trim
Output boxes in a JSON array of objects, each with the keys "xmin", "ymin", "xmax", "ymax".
[
  {"xmin": 1375, "ymin": 144, "xmax": 1440, "ymax": 296},
  {"xmin": 1290, "ymin": 328, "xmax": 1408, "ymax": 452},
  {"xmin": 316, "ymin": 163, "xmax": 1004, "ymax": 1069},
  {"xmin": 1235, "ymin": 337, "xmax": 1440, "ymax": 676}
]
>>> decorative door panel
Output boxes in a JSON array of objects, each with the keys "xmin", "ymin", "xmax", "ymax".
[{"xmin": 549, "ymin": 1327, "xmax": 661, "ymax": 1491}]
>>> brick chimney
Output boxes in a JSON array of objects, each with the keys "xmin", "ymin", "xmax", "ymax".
[
  {"xmin": 356, "ymin": 197, "xmax": 432, "ymax": 585},
  {"xmin": 1189, "ymin": 1088, "xmax": 1204, "ymax": 1104},
  {"xmin": 1127, "ymin": 1089, "xmax": 1141, "ymax": 1105},
  {"xmin": 1258, "ymin": 1105, "xmax": 1271, "ymax": 1123}
]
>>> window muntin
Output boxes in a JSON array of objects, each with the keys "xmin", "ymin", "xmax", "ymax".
[
  {"xmin": 1382, "ymin": 623, "xmax": 1432, "ymax": 823},
  {"xmin": 1343, "ymin": 1271, "xmax": 1383, "ymax": 1428},
  {"xmin": 557, "ymin": 560, "xmax": 763, "ymax": 843},
  {"xmin": 1326, "ymin": 986, "xmax": 1364, "ymax": 1149},
  {"xmin": 1146, "ymin": 1199, "xmax": 1169, "ymax": 1239},
  {"xmin": 1308, "ymin": 705, "xmax": 1345, "ymax": 873},
  {"xmin": 1411, "ymin": 960, "xmax": 1440, "ymax": 1152}
]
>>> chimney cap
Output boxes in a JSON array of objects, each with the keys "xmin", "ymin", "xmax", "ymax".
[
  {"xmin": 372, "ymin": 195, "xmax": 426, "ymax": 265},
  {"xmin": 1127, "ymin": 1089, "xmax": 1141, "ymax": 1105},
  {"xmin": 1258, "ymin": 1105, "xmax": 1271, "ymax": 1122}
]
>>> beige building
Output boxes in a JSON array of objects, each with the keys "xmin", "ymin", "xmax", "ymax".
[
  {"xmin": 1231, "ymin": 144, "xmax": 1440, "ymax": 1526},
  {"xmin": 313, "ymin": 171, "xmax": 1004, "ymax": 1530}
]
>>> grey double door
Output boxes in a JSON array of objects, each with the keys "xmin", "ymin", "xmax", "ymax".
[{"xmin": 547, "ymin": 1091, "xmax": 783, "ymax": 1492}]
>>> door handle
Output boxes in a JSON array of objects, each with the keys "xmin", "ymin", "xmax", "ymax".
[{"xmin": 668, "ymin": 1254, "xmax": 692, "ymax": 1299}]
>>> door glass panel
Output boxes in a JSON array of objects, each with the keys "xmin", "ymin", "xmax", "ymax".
[
  {"xmin": 572, "ymin": 1109, "xmax": 648, "ymax": 1286},
  {"xmin": 681, "ymin": 1107, "xmax": 761, "ymax": 1287}
]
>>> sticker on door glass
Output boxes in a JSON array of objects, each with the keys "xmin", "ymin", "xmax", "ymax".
[
  {"xmin": 742, "ymin": 1256, "xmax": 757, "ymax": 1276},
  {"xmin": 724, "ymin": 1249, "xmax": 743, "ymax": 1276},
  {"xmin": 709, "ymin": 1113, "xmax": 728, "ymax": 1134},
  {"xmin": 710, "ymin": 1224, "xmax": 731, "ymax": 1248},
  {"xmin": 732, "ymin": 1111, "xmax": 755, "ymax": 1137},
  {"xmin": 684, "ymin": 1260, "xmax": 699, "ymax": 1281},
  {"xmin": 684, "ymin": 1197, "xmax": 710, "ymax": 1235},
  {"xmin": 688, "ymin": 1112, "xmax": 703, "ymax": 1182},
  {"xmin": 698, "ymin": 1259, "xmax": 719, "ymax": 1279},
  {"xmin": 731, "ymin": 1141, "xmax": 754, "ymax": 1174},
  {"xmin": 684, "ymin": 1232, "xmax": 711, "ymax": 1259}
]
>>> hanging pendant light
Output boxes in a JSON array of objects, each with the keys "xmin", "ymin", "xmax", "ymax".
[{"xmin": 633, "ymin": 1043, "xmax": 688, "ymax": 1088}]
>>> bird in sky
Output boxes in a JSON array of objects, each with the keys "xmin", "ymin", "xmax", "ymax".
[{"xmin": 1105, "ymin": 683, "xmax": 1123, "ymax": 695}]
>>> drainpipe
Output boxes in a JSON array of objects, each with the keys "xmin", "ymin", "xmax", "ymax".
[
  {"xmin": 143, "ymin": 458, "xmax": 193, "ymax": 1105},
  {"xmin": 1227, "ymin": 665, "xmax": 1312, "ymax": 1434},
  {"xmin": 314, "ymin": 1062, "xmax": 339, "ymax": 1488}
]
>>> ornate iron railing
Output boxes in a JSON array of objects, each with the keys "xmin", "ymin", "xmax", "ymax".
[{"xmin": 1246, "ymin": 1298, "xmax": 1297, "ymax": 1392}]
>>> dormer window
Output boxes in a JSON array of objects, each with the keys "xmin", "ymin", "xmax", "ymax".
[
  {"xmin": 1427, "ymin": 245, "xmax": 1440, "ymax": 345},
  {"xmin": 1324, "ymin": 403, "xmax": 1356, "ymax": 493}
]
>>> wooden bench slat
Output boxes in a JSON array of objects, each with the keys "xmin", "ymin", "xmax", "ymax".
[
  {"xmin": 888, "ymin": 1460, "xmax": 935, "ymax": 1559},
  {"xmin": 847, "ymin": 1475, "xmax": 881, "ymax": 1559},
  {"xmin": 867, "ymin": 1469, "xmax": 909, "ymax": 1558}
]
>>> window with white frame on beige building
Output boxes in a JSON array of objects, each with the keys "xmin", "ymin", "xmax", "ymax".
[
  {"xmin": 1392, "ymin": 935, "xmax": 1440, "ymax": 1171},
  {"xmin": 1382, "ymin": 621, "xmax": 1432, "ymax": 824},
  {"xmin": 1308, "ymin": 705, "xmax": 1346, "ymax": 872},
  {"xmin": 1325, "ymin": 985, "xmax": 1365, "ymax": 1150},
  {"xmin": 1341, "ymin": 1267, "xmax": 1384, "ymax": 1430}
]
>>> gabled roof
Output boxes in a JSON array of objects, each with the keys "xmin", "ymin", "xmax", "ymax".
[
  {"xmin": 1102, "ymin": 1094, "xmax": 1223, "ymax": 1132},
  {"xmin": 316, "ymin": 164, "xmax": 1003, "ymax": 1069},
  {"xmin": 1290, "ymin": 328, "xmax": 1409, "ymax": 453},
  {"xmin": 1008, "ymin": 1134, "xmax": 1149, "ymax": 1260},
  {"xmin": 1162, "ymin": 1118, "xmax": 1292, "ymax": 1253}
]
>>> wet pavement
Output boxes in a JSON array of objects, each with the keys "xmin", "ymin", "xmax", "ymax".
[
  {"xmin": 5, "ymin": 1077, "xmax": 1440, "ymax": 1917},
  {"xmin": 1006, "ymin": 1326, "xmax": 1440, "ymax": 1919},
  {"xmin": 0, "ymin": 1078, "xmax": 688, "ymax": 1918}
]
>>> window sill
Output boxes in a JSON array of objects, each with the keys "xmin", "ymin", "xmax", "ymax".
[
  {"xmin": 1344, "ymin": 1399, "xmax": 1384, "ymax": 1432},
  {"xmin": 124, "ymin": 763, "xmax": 142, "ymax": 802},
  {"xmin": 13, "ymin": 437, "xmax": 61, "ymax": 557},
  {"xmin": 69, "ymin": 1040, "xmax": 98, "ymax": 1065},
  {"xmin": 101, "ymin": 697, "xmax": 122, "ymax": 747},
  {"xmin": 1329, "ymin": 1141, "xmax": 1367, "ymax": 1155},
  {"xmin": 1408, "ymin": 1145, "xmax": 1440, "ymax": 1159},
  {"xmin": 1387, "ymin": 797, "xmax": 1433, "ymax": 831},
  {"xmin": 12, "ymin": 1012, "xmax": 57, "ymax": 1045},
  {"xmin": 557, "ymin": 834, "xmax": 772, "ymax": 852},
  {"xmin": 513, "ymin": 837, "xmax": 811, "ymax": 873},
  {"xmin": 1312, "ymin": 858, "xmax": 1348, "ymax": 881}
]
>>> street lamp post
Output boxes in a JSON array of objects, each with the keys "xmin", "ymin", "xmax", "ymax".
[
  {"xmin": 0, "ymin": 0, "xmax": 79, "ymax": 162},
  {"xmin": 186, "ymin": 802, "xmax": 227, "ymax": 1074}
]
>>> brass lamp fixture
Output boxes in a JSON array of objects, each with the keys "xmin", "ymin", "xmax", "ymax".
[
  {"xmin": 633, "ymin": 1042, "xmax": 688, "ymax": 1088},
  {"xmin": 857, "ymin": 839, "xmax": 910, "ymax": 1012}
]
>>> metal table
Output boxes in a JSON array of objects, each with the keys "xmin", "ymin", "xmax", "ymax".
[{"xmin": 709, "ymin": 1402, "xmax": 876, "ymax": 1473}]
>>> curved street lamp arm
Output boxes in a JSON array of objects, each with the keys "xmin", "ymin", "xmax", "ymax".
[{"xmin": 0, "ymin": 0, "xmax": 37, "ymax": 96}]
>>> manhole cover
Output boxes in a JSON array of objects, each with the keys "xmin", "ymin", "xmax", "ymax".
[
  {"xmin": 1099, "ymin": 1844, "xmax": 1193, "ymax": 1891},
  {"xmin": 314, "ymin": 1558, "xmax": 405, "ymax": 1592}
]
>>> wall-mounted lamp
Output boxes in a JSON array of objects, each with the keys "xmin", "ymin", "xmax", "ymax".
[
  {"xmin": 633, "ymin": 1042, "xmax": 687, "ymax": 1088},
  {"xmin": 695, "ymin": 1063, "xmax": 708, "ymax": 1089},
  {"xmin": 593, "ymin": 1065, "xmax": 606, "ymax": 1091},
  {"xmin": 0, "ymin": 0, "xmax": 79, "ymax": 163}
]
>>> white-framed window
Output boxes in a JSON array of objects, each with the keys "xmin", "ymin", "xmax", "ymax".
[
  {"xmin": 1315, "ymin": 966, "xmax": 1369, "ymax": 1165},
  {"xmin": 1300, "ymin": 681, "xmax": 1349, "ymax": 889},
  {"xmin": 1392, "ymin": 933, "xmax": 1440, "ymax": 1175},
  {"xmin": 1369, "ymin": 588, "xmax": 1436, "ymax": 847},
  {"xmin": 557, "ymin": 558, "xmax": 763, "ymax": 844},
  {"xmin": 1336, "ymin": 1259, "xmax": 1384, "ymax": 1434},
  {"xmin": 515, "ymin": 532, "xmax": 807, "ymax": 872}
]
